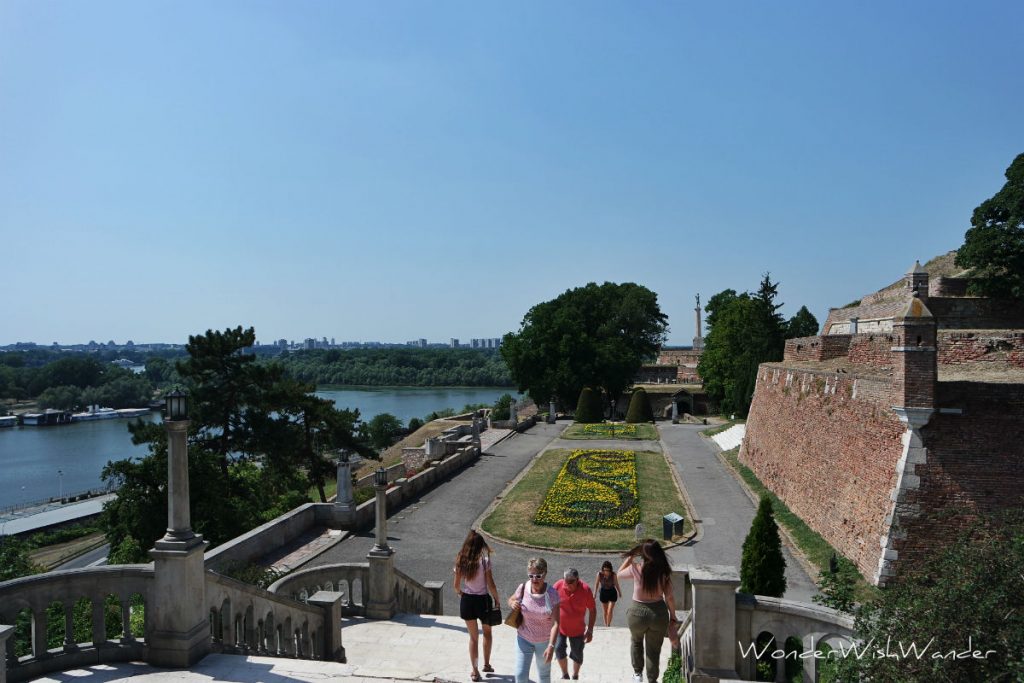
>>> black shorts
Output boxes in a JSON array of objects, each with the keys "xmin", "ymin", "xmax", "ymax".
[
  {"xmin": 599, "ymin": 587, "xmax": 617, "ymax": 604},
  {"xmin": 555, "ymin": 634, "xmax": 585, "ymax": 663},
  {"xmin": 460, "ymin": 593, "xmax": 491, "ymax": 621}
]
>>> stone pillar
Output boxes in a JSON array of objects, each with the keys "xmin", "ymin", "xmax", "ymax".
[
  {"xmin": 147, "ymin": 417, "xmax": 210, "ymax": 668},
  {"xmin": 0, "ymin": 624, "xmax": 14, "ymax": 683},
  {"xmin": 471, "ymin": 418, "xmax": 482, "ymax": 450},
  {"xmin": 333, "ymin": 452, "xmax": 354, "ymax": 526},
  {"xmin": 688, "ymin": 566, "xmax": 740, "ymax": 680},
  {"xmin": 509, "ymin": 398, "xmax": 517, "ymax": 426},
  {"xmin": 366, "ymin": 471, "xmax": 397, "ymax": 619},
  {"xmin": 548, "ymin": 400, "xmax": 556, "ymax": 424},
  {"xmin": 671, "ymin": 400, "xmax": 679, "ymax": 424},
  {"xmin": 307, "ymin": 591, "xmax": 346, "ymax": 662}
]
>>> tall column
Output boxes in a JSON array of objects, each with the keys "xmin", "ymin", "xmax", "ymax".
[
  {"xmin": 332, "ymin": 452, "xmax": 354, "ymax": 526},
  {"xmin": 365, "ymin": 469, "xmax": 396, "ymax": 619},
  {"xmin": 671, "ymin": 399, "xmax": 679, "ymax": 424},
  {"xmin": 148, "ymin": 416, "xmax": 209, "ymax": 668}
]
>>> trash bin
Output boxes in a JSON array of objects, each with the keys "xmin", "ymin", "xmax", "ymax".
[{"xmin": 662, "ymin": 512, "xmax": 684, "ymax": 540}]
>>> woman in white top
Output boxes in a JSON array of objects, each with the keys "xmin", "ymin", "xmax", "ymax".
[{"xmin": 454, "ymin": 530, "xmax": 501, "ymax": 681}]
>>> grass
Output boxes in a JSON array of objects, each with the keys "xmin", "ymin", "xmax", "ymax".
[
  {"xmin": 718, "ymin": 446, "xmax": 878, "ymax": 603},
  {"xmin": 561, "ymin": 422, "xmax": 659, "ymax": 440},
  {"xmin": 29, "ymin": 532, "xmax": 107, "ymax": 570},
  {"xmin": 482, "ymin": 448, "xmax": 691, "ymax": 550},
  {"xmin": 701, "ymin": 418, "xmax": 745, "ymax": 437}
]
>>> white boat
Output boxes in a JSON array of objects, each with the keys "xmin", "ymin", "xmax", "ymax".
[
  {"xmin": 115, "ymin": 408, "xmax": 149, "ymax": 418},
  {"xmin": 72, "ymin": 407, "xmax": 119, "ymax": 422},
  {"xmin": 0, "ymin": 416, "xmax": 17, "ymax": 428}
]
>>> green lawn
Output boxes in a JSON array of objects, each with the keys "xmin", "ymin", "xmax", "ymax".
[
  {"xmin": 482, "ymin": 448, "xmax": 691, "ymax": 550},
  {"xmin": 561, "ymin": 422, "xmax": 660, "ymax": 441}
]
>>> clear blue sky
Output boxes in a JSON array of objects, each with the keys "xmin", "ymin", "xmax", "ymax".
[{"xmin": 2, "ymin": 1, "xmax": 1021, "ymax": 346}]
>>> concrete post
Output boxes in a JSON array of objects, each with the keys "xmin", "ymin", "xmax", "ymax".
[
  {"xmin": 471, "ymin": 418, "xmax": 482, "ymax": 450},
  {"xmin": 688, "ymin": 566, "xmax": 740, "ymax": 680},
  {"xmin": 424, "ymin": 580, "xmax": 445, "ymax": 615},
  {"xmin": 0, "ymin": 624, "xmax": 14, "ymax": 683},
  {"xmin": 147, "ymin": 417, "xmax": 209, "ymax": 668},
  {"xmin": 366, "ymin": 473, "xmax": 397, "ymax": 619},
  {"xmin": 548, "ymin": 400, "xmax": 556, "ymax": 424},
  {"xmin": 509, "ymin": 399, "xmax": 517, "ymax": 427},
  {"xmin": 307, "ymin": 591, "xmax": 346, "ymax": 662},
  {"xmin": 671, "ymin": 400, "xmax": 679, "ymax": 424},
  {"xmin": 333, "ymin": 452, "xmax": 354, "ymax": 525}
]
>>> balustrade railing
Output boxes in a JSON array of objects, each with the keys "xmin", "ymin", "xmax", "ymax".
[
  {"xmin": 0, "ymin": 565, "xmax": 152, "ymax": 682},
  {"xmin": 268, "ymin": 562, "xmax": 370, "ymax": 615}
]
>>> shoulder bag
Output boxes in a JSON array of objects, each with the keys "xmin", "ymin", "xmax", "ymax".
[{"xmin": 504, "ymin": 583, "xmax": 525, "ymax": 628}]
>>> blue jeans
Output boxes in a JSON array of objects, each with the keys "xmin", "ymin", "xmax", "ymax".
[{"xmin": 515, "ymin": 635, "xmax": 551, "ymax": 683}]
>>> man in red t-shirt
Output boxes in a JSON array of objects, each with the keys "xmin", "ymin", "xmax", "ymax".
[{"xmin": 553, "ymin": 567, "xmax": 597, "ymax": 680}]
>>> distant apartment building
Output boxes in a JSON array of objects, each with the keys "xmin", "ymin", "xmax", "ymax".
[
  {"xmin": 470, "ymin": 337, "xmax": 502, "ymax": 349},
  {"xmin": 450, "ymin": 338, "xmax": 459, "ymax": 348}
]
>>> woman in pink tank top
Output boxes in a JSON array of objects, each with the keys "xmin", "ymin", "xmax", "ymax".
[
  {"xmin": 454, "ymin": 530, "xmax": 501, "ymax": 681},
  {"xmin": 617, "ymin": 539, "xmax": 677, "ymax": 683}
]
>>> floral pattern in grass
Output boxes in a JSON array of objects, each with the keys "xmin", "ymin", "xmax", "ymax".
[
  {"xmin": 580, "ymin": 423, "xmax": 638, "ymax": 437},
  {"xmin": 534, "ymin": 449, "xmax": 639, "ymax": 529}
]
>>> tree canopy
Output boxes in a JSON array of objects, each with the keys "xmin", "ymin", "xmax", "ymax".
[
  {"xmin": 698, "ymin": 275, "xmax": 788, "ymax": 416},
  {"xmin": 956, "ymin": 152, "xmax": 1024, "ymax": 298},
  {"xmin": 100, "ymin": 326, "xmax": 372, "ymax": 558},
  {"xmin": 501, "ymin": 282, "xmax": 668, "ymax": 410},
  {"xmin": 823, "ymin": 513, "xmax": 1024, "ymax": 682},
  {"xmin": 785, "ymin": 305, "xmax": 820, "ymax": 339},
  {"xmin": 740, "ymin": 495, "xmax": 787, "ymax": 597}
]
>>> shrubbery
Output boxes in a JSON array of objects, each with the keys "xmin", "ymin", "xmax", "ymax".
[
  {"xmin": 740, "ymin": 495, "xmax": 787, "ymax": 597},
  {"xmin": 574, "ymin": 387, "xmax": 603, "ymax": 423},
  {"xmin": 624, "ymin": 388, "xmax": 654, "ymax": 423}
]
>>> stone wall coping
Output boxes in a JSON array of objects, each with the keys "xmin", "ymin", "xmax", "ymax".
[
  {"xmin": 688, "ymin": 565, "xmax": 740, "ymax": 585},
  {"xmin": 735, "ymin": 593, "xmax": 855, "ymax": 630},
  {"xmin": 204, "ymin": 503, "xmax": 316, "ymax": 567},
  {"xmin": 266, "ymin": 562, "xmax": 370, "ymax": 595},
  {"xmin": 0, "ymin": 563, "xmax": 154, "ymax": 592}
]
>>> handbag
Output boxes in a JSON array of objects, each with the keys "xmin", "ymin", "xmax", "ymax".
[
  {"xmin": 485, "ymin": 595, "xmax": 503, "ymax": 627},
  {"xmin": 504, "ymin": 583, "xmax": 525, "ymax": 628}
]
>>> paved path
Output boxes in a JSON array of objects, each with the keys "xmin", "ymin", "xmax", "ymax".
[
  {"xmin": 34, "ymin": 615, "xmax": 664, "ymax": 683},
  {"xmin": 310, "ymin": 420, "xmax": 816, "ymax": 621},
  {"xmin": 657, "ymin": 423, "xmax": 817, "ymax": 602}
]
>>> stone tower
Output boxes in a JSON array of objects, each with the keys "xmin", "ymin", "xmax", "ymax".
[{"xmin": 692, "ymin": 294, "xmax": 704, "ymax": 350}]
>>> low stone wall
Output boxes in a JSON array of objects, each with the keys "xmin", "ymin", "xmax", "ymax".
[
  {"xmin": 938, "ymin": 330, "xmax": 1024, "ymax": 367},
  {"xmin": 205, "ymin": 504, "xmax": 318, "ymax": 572}
]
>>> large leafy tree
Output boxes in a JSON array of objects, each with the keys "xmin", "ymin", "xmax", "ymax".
[
  {"xmin": 956, "ymin": 152, "xmax": 1024, "ymax": 298},
  {"xmin": 822, "ymin": 513, "xmax": 1024, "ymax": 682},
  {"xmin": 101, "ymin": 326, "xmax": 370, "ymax": 556},
  {"xmin": 501, "ymin": 282, "xmax": 668, "ymax": 411},
  {"xmin": 697, "ymin": 275, "xmax": 788, "ymax": 416},
  {"xmin": 785, "ymin": 305, "xmax": 819, "ymax": 339}
]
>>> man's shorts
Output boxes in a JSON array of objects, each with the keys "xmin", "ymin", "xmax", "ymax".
[{"xmin": 555, "ymin": 633, "xmax": 585, "ymax": 663}]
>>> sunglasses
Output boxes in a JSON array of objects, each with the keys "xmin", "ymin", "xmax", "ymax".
[{"xmin": 528, "ymin": 573, "xmax": 545, "ymax": 579}]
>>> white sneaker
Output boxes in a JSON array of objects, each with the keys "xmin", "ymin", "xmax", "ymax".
[{"xmin": 632, "ymin": 673, "xmax": 643, "ymax": 683}]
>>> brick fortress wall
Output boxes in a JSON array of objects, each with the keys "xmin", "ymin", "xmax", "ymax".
[{"xmin": 739, "ymin": 364, "xmax": 903, "ymax": 579}]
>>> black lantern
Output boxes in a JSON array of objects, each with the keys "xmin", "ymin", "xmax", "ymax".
[
  {"xmin": 165, "ymin": 389, "xmax": 189, "ymax": 421},
  {"xmin": 374, "ymin": 467, "xmax": 387, "ymax": 487}
]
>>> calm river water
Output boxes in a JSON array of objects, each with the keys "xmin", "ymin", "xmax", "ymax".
[{"xmin": 0, "ymin": 386, "xmax": 514, "ymax": 511}]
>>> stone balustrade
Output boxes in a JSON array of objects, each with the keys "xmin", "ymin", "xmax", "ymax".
[
  {"xmin": 0, "ymin": 565, "xmax": 153, "ymax": 682},
  {"xmin": 267, "ymin": 562, "xmax": 444, "ymax": 617},
  {"xmin": 205, "ymin": 570, "xmax": 337, "ymax": 660}
]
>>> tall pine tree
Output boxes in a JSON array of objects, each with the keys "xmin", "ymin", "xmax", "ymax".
[{"xmin": 740, "ymin": 495, "xmax": 787, "ymax": 597}]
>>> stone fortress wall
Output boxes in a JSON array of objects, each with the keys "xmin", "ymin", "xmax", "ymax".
[{"xmin": 740, "ymin": 255, "xmax": 1024, "ymax": 585}]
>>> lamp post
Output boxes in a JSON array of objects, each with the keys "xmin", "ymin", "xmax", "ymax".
[
  {"xmin": 366, "ymin": 465, "xmax": 396, "ymax": 618},
  {"xmin": 158, "ymin": 389, "xmax": 198, "ymax": 546},
  {"xmin": 371, "ymin": 467, "xmax": 391, "ymax": 554},
  {"xmin": 58, "ymin": 469, "xmax": 63, "ymax": 502}
]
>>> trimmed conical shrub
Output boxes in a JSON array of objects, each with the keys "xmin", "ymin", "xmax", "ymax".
[
  {"xmin": 740, "ymin": 495, "xmax": 787, "ymax": 597},
  {"xmin": 625, "ymin": 388, "xmax": 654, "ymax": 423},
  {"xmin": 575, "ymin": 387, "xmax": 603, "ymax": 423}
]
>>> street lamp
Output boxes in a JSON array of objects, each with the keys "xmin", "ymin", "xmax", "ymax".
[
  {"xmin": 165, "ymin": 389, "xmax": 188, "ymax": 421},
  {"xmin": 374, "ymin": 467, "xmax": 388, "ymax": 488}
]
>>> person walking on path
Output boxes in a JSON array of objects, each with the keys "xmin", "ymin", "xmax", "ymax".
[
  {"xmin": 552, "ymin": 567, "xmax": 596, "ymax": 680},
  {"xmin": 594, "ymin": 560, "xmax": 622, "ymax": 626},
  {"xmin": 618, "ymin": 540, "xmax": 677, "ymax": 683},
  {"xmin": 508, "ymin": 557, "xmax": 561, "ymax": 683},
  {"xmin": 454, "ymin": 530, "xmax": 501, "ymax": 681}
]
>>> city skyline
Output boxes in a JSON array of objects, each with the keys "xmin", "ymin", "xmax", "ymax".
[{"xmin": 2, "ymin": 2, "xmax": 1021, "ymax": 346}]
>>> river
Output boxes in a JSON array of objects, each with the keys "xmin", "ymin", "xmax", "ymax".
[{"xmin": 0, "ymin": 386, "xmax": 514, "ymax": 511}]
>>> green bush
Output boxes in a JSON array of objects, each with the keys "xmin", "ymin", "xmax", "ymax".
[
  {"xmin": 625, "ymin": 388, "xmax": 654, "ymax": 423},
  {"xmin": 407, "ymin": 417, "xmax": 424, "ymax": 432},
  {"xmin": 662, "ymin": 652, "xmax": 683, "ymax": 683},
  {"xmin": 574, "ymin": 387, "xmax": 603, "ymax": 423},
  {"xmin": 354, "ymin": 486, "xmax": 375, "ymax": 504},
  {"xmin": 490, "ymin": 393, "xmax": 514, "ymax": 421},
  {"xmin": 740, "ymin": 495, "xmax": 787, "ymax": 597}
]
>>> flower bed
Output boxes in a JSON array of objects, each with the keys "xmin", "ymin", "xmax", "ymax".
[
  {"xmin": 534, "ymin": 449, "xmax": 639, "ymax": 528},
  {"xmin": 579, "ymin": 423, "xmax": 637, "ymax": 437}
]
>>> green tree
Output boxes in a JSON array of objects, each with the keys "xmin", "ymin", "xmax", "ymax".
[
  {"xmin": 624, "ymin": 387, "xmax": 654, "ymax": 423},
  {"xmin": 812, "ymin": 555, "xmax": 857, "ymax": 614},
  {"xmin": 785, "ymin": 305, "xmax": 819, "ymax": 339},
  {"xmin": 501, "ymin": 282, "xmax": 668, "ymax": 411},
  {"xmin": 698, "ymin": 275, "xmax": 788, "ymax": 416},
  {"xmin": 956, "ymin": 152, "xmax": 1024, "ymax": 298},
  {"xmin": 0, "ymin": 536, "xmax": 40, "ymax": 581},
  {"xmin": 489, "ymin": 393, "xmax": 514, "ymax": 421},
  {"xmin": 37, "ymin": 384, "xmax": 83, "ymax": 410},
  {"xmin": 362, "ymin": 412, "xmax": 404, "ymax": 452},
  {"xmin": 825, "ymin": 513, "xmax": 1024, "ymax": 682},
  {"xmin": 740, "ymin": 495, "xmax": 787, "ymax": 597},
  {"xmin": 574, "ymin": 387, "xmax": 604, "ymax": 423}
]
